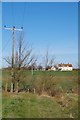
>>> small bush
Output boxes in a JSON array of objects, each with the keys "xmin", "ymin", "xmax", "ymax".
[{"xmin": 50, "ymin": 85, "xmax": 63, "ymax": 97}]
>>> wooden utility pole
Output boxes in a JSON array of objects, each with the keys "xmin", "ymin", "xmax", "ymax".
[{"xmin": 4, "ymin": 26, "xmax": 23, "ymax": 92}]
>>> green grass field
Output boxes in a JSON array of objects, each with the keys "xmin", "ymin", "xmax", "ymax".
[
  {"xmin": 2, "ymin": 92, "xmax": 78, "ymax": 118},
  {"xmin": 1, "ymin": 70, "xmax": 79, "ymax": 118}
]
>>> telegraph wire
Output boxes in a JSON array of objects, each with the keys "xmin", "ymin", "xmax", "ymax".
[
  {"xmin": 2, "ymin": 33, "xmax": 12, "ymax": 52},
  {"xmin": 3, "ymin": 2, "xmax": 26, "ymax": 57},
  {"xmin": 11, "ymin": 2, "xmax": 14, "ymax": 26},
  {"xmin": 21, "ymin": 2, "xmax": 26, "ymax": 28}
]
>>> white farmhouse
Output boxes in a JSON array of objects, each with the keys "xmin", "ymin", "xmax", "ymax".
[
  {"xmin": 58, "ymin": 63, "xmax": 73, "ymax": 71},
  {"xmin": 51, "ymin": 66, "xmax": 56, "ymax": 71},
  {"xmin": 42, "ymin": 66, "xmax": 46, "ymax": 71}
]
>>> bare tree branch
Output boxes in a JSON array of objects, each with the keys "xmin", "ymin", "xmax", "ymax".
[
  {"xmin": 43, "ymin": 49, "xmax": 55, "ymax": 69},
  {"xmin": 3, "ymin": 57, "xmax": 11, "ymax": 65}
]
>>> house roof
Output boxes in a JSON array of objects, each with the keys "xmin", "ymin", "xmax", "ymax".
[{"xmin": 58, "ymin": 63, "xmax": 72, "ymax": 67}]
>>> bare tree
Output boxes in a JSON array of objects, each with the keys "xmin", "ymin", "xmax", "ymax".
[
  {"xmin": 43, "ymin": 50, "xmax": 55, "ymax": 70},
  {"xmin": 4, "ymin": 33, "xmax": 37, "ymax": 92}
]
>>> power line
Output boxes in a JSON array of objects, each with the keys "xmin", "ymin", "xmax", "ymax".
[
  {"xmin": 11, "ymin": 2, "xmax": 14, "ymax": 25},
  {"xmin": 2, "ymin": 33, "xmax": 12, "ymax": 52},
  {"xmin": 21, "ymin": 2, "xmax": 26, "ymax": 27}
]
